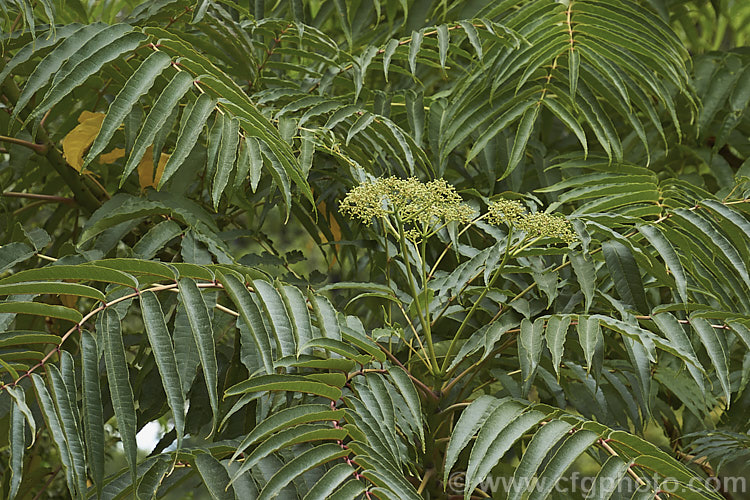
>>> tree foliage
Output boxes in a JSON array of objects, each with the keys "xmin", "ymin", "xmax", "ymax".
[{"xmin": 1, "ymin": 0, "xmax": 749, "ymax": 498}]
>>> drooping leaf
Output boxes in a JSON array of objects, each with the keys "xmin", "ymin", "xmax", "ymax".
[
  {"xmin": 179, "ymin": 278, "xmax": 219, "ymax": 432},
  {"xmin": 140, "ymin": 290, "xmax": 185, "ymax": 448},
  {"xmin": 84, "ymin": 50, "xmax": 172, "ymax": 167},
  {"xmin": 81, "ymin": 330, "xmax": 105, "ymax": 496},
  {"xmin": 102, "ymin": 308, "xmax": 138, "ymax": 488}
]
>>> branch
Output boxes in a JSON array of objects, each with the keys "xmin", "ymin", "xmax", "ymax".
[
  {"xmin": 0, "ymin": 78, "xmax": 104, "ymax": 213},
  {"xmin": 2, "ymin": 191, "xmax": 76, "ymax": 205},
  {"xmin": 0, "ymin": 134, "xmax": 47, "ymax": 154},
  {"xmin": 0, "ymin": 281, "xmax": 222, "ymax": 392}
]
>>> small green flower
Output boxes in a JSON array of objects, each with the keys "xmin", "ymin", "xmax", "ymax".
[
  {"xmin": 487, "ymin": 199, "xmax": 525, "ymax": 225},
  {"xmin": 517, "ymin": 212, "xmax": 578, "ymax": 244},
  {"xmin": 339, "ymin": 177, "xmax": 474, "ymax": 228},
  {"xmin": 487, "ymin": 199, "xmax": 577, "ymax": 244}
]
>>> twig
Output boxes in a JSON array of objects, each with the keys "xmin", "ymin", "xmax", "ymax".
[
  {"xmin": 0, "ymin": 281, "xmax": 221, "ymax": 392},
  {"xmin": 377, "ymin": 343, "xmax": 439, "ymax": 401},
  {"xmin": 2, "ymin": 192, "xmax": 75, "ymax": 204},
  {"xmin": 31, "ymin": 466, "xmax": 62, "ymax": 500},
  {"xmin": 0, "ymin": 135, "xmax": 47, "ymax": 154}
]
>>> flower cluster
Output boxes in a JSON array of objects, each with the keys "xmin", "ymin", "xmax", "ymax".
[
  {"xmin": 487, "ymin": 200, "xmax": 578, "ymax": 244},
  {"xmin": 339, "ymin": 177, "xmax": 474, "ymax": 227},
  {"xmin": 486, "ymin": 199, "xmax": 525, "ymax": 225}
]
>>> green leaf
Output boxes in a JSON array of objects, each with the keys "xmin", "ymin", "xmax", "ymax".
[
  {"xmin": 545, "ymin": 314, "xmax": 571, "ymax": 378},
  {"xmin": 217, "ymin": 271, "xmax": 274, "ymax": 374},
  {"xmin": 0, "ymin": 23, "xmax": 83, "ymax": 86},
  {"xmin": 194, "ymin": 453, "xmax": 235, "ymax": 500},
  {"xmin": 528, "ymin": 429, "xmax": 600, "ymax": 500},
  {"xmin": 0, "ymin": 264, "xmax": 138, "ymax": 288},
  {"xmin": 8, "ymin": 401, "xmax": 25, "ymax": 500},
  {"xmin": 257, "ymin": 444, "xmax": 351, "ymax": 500},
  {"xmin": 92, "ymin": 258, "xmax": 177, "ymax": 281},
  {"xmin": 602, "ymin": 240, "xmax": 648, "ymax": 312},
  {"xmin": 122, "ymin": 71, "xmax": 194, "ymax": 185},
  {"xmin": 47, "ymin": 364, "xmax": 89, "ymax": 498},
  {"xmin": 301, "ymin": 337, "xmax": 370, "ymax": 363},
  {"xmin": 309, "ymin": 293, "xmax": 341, "ymax": 341},
  {"xmin": 0, "ymin": 331, "xmax": 60, "ymax": 348},
  {"xmin": 507, "ymin": 418, "xmax": 575, "ymax": 500},
  {"xmin": 231, "ymin": 405, "xmax": 345, "ymax": 460},
  {"xmin": 543, "ymin": 98, "xmax": 588, "ymax": 156},
  {"xmin": 437, "ymin": 24, "xmax": 449, "ymax": 70},
  {"xmin": 0, "ymin": 301, "xmax": 82, "ymax": 323},
  {"xmin": 140, "ymin": 290, "xmax": 185, "ymax": 448},
  {"xmin": 506, "ymin": 103, "xmax": 539, "ymax": 177},
  {"xmin": 27, "ymin": 31, "xmax": 148, "ymax": 123},
  {"xmin": 638, "ymin": 225, "xmax": 687, "ymax": 303},
  {"xmin": 570, "ymin": 252, "xmax": 596, "ymax": 312},
  {"xmin": 225, "ymin": 374, "xmax": 343, "ymax": 400},
  {"xmin": 444, "ymin": 395, "xmax": 503, "ymax": 482},
  {"xmin": 333, "ymin": 0, "xmax": 352, "ymax": 47},
  {"xmin": 159, "ymin": 93, "xmax": 217, "ymax": 188},
  {"xmin": 518, "ymin": 318, "xmax": 544, "ymax": 395},
  {"xmin": 245, "ymin": 136, "xmax": 263, "ymax": 192},
  {"xmin": 304, "ymin": 463, "xmax": 357, "ymax": 500},
  {"xmin": 132, "ymin": 220, "xmax": 183, "ymax": 258},
  {"xmin": 233, "ymin": 423, "xmax": 348, "ymax": 484},
  {"xmin": 252, "ymin": 279, "xmax": 296, "ymax": 358},
  {"xmin": 278, "ymin": 284, "xmax": 313, "ymax": 355},
  {"xmin": 673, "ymin": 208, "xmax": 750, "ymax": 288},
  {"xmin": 408, "ymin": 29, "xmax": 424, "ymax": 75},
  {"xmin": 258, "ymin": 141, "xmax": 293, "ymax": 217},
  {"xmin": 84, "ymin": 50, "xmax": 172, "ymax": 168},
  {"xmin": 179, "ymin": 278, "xmax": 219, "ymax": 433},
  {"xmin": 383, "ymin": 38, "xmax": 400, "ymax": 82},
  {"xmin": 102, "ymin": 308, "xmax": 138, "ymax": 488},
  {"xmin": 31, "ymin": 374, "xmax": 76, "ymax": 497},
  {"xmin": 577, "ymin": 315, "xmax": 603, "ymax": 374},
  {"xmin": 690, "ymin": 317, "xmax": 731, "ymax": 404},
  {"xmin": 466, "ymin": 409, "xmax": 546, "ymax": 497},
  {"xmin": 9, "ymin": 23, "xmax": 112, "ymax": 124},
  {"xmin": 585, "ymin": 456, "xmax": 630, "ymax": 500},
  {"xmin": 651, "ymin": 312, "xmax": 704, "ymax": 380},
  {"xmin": 460, "ymin": 20, "xmax": 483, "ymax": 59},
  {"xmin": 136, "ymin": 459, "xmax": 171, "ymax": 499},
  {"xmin": 212, "ymin": 116, "xmax": 240, "ymax": 209},
  {"xmin": 0, "ymin": 281, "xmax": 104, "ymax": 301},
  {"xmin": 569, "ymin": 47, "xmax": 580, "ymax": 99},
  {"xmin": 388, "ymin": 366, "xmax": 424, "ymax": 449},
  {"xmin": 0, "ymin": 242, "xmax": 35, "ymax": 273},
  {"xmin": 81, "ymin": 330, "xmax": 105, "ymax": 497}
]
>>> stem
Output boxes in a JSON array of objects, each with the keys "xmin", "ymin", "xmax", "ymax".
[
  {"xmin": 427, "ymin": 213, "xmax": 488, "ymax": 281},
  {"xmin": 396, "ymin": 216, "xmax": 438, "ymax": 375},
  {"xmin": 31, "ymin": 466, "xmax": 62, "ymax": 500},
  {"xmin": 416, "ymin": 468, "xmax": 435, "ymax": 494},
  {"xmin": 376, "ymin": 343, "xmax": 439, "ymax": 401},
  {"xmin": 0, "ymin": 79, "xmax": 104, "ymax": 213},
  {"xmin": 396, "ymin": 302, "xmax": 432, "ymax": 370},
  {"xmin": 2, "ymin": 192, "xmax": 75, "ymax": 204},
  {"xmin": 439, "ymin": 231, "xmax": 515, "ymax": 374},
  {"xmin": 0, "ymin": 134, "xmax": 47, "ymax": 154}
]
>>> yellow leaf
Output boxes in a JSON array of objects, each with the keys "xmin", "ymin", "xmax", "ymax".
[
  {"xmin": 61, "ymin": 111, "xmax": 105, "ymax": 172},
  {"xmin": 99, "ymin": 148, "xmax": 125, "ymax": 164},
  {"xmin": 137, "ymin": 146, "xmax": 171, "ymax": 190}
]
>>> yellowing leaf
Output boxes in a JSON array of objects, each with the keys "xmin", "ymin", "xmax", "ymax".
[
  {"xmin": 99, "ymin": 148, "xmax": 125, "ymax": 164},
  {"xmin": 62, "ymin": 111, "xmax": 105, "ymax": 172},
  {"xmin": 138, "ymin": 146, "xmax": 171, "ymax": 190}
]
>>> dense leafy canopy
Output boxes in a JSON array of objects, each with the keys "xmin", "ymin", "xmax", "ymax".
[{"xmin": 1, "ymin": 0, "xmax": 750, "ymax": 498}]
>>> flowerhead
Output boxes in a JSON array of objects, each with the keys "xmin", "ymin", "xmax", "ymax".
[
  {"xmin": 339, "ymin": 176, "xmax": 474, "ymax": 227},
  {"xmin": 487, "ymin": 199, "xmax": 577, "ymax": 244}
]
